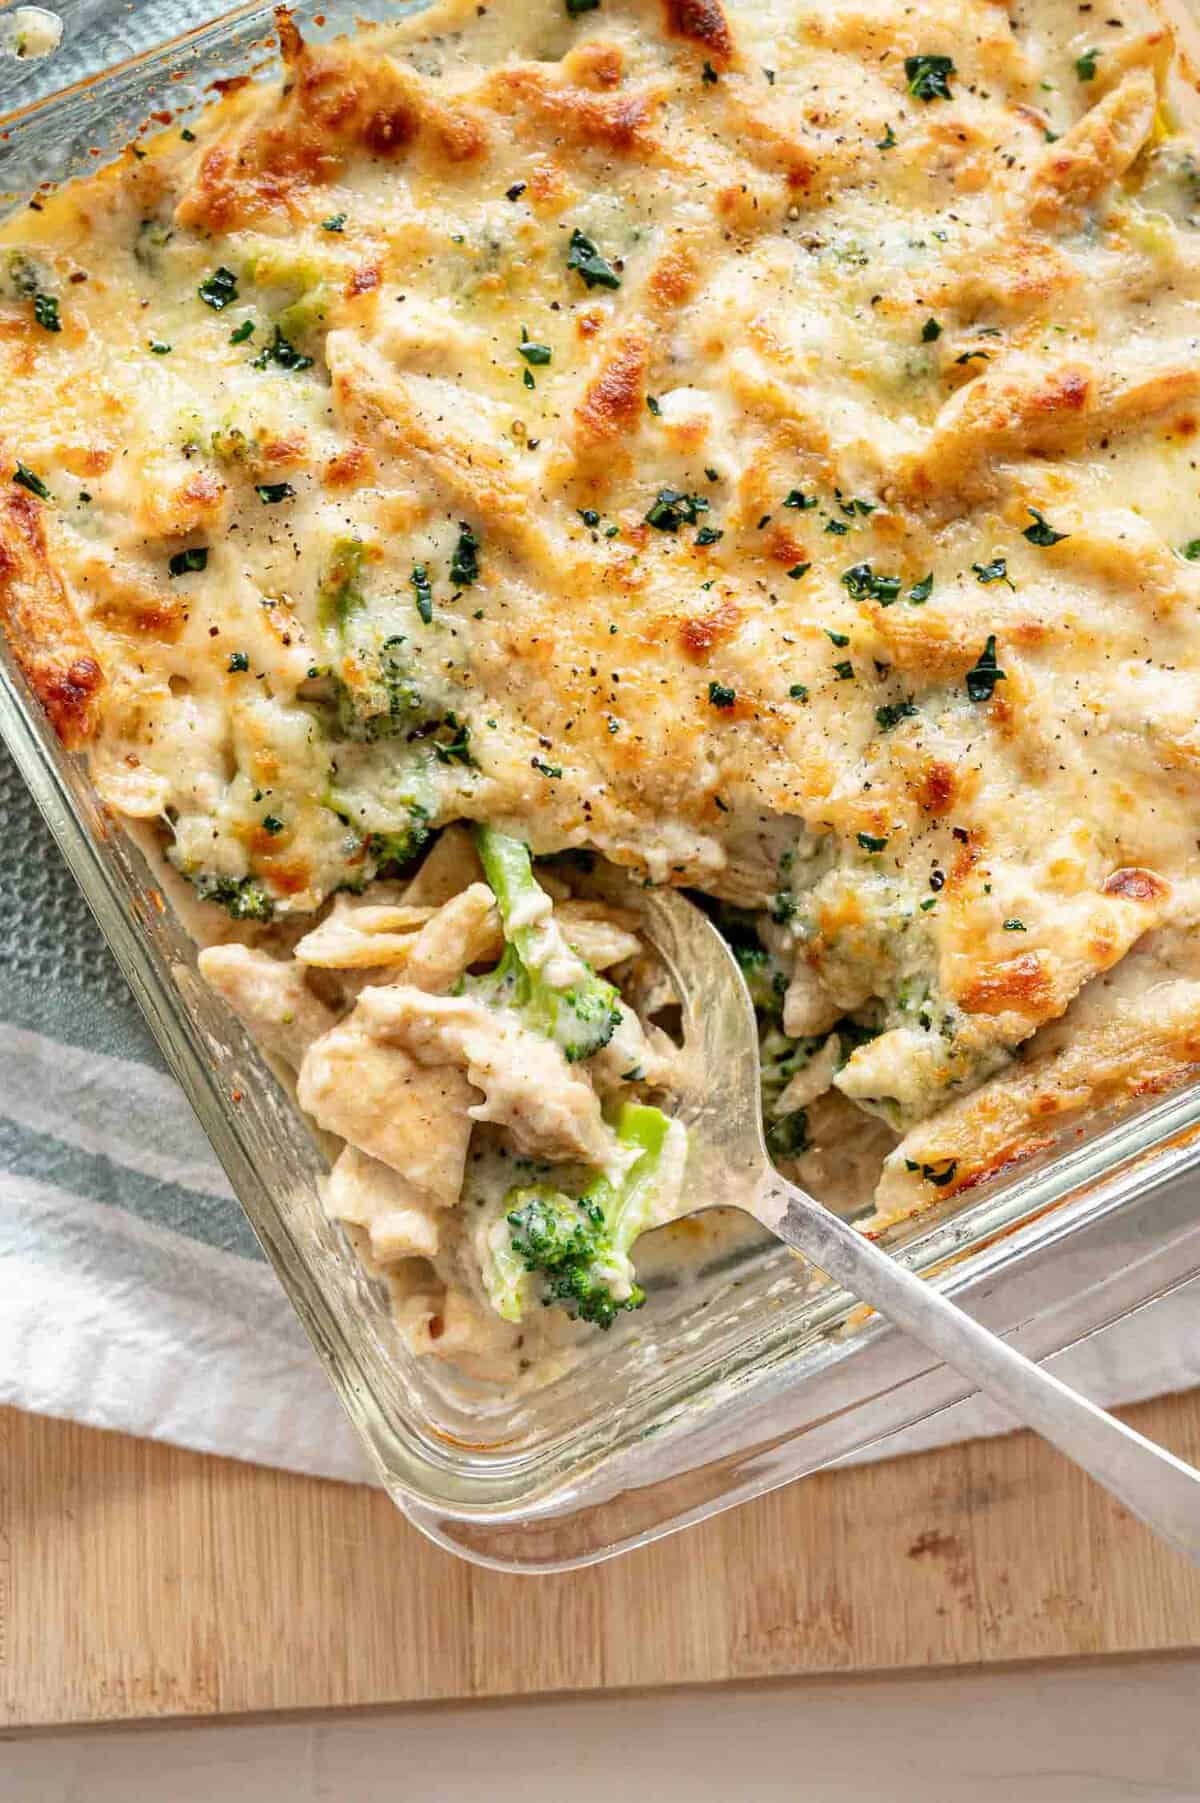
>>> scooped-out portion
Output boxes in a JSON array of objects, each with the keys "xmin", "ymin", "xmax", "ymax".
[{"xmin": 198, "ymin": 822, "xmax": 894, "ymax": 1381}]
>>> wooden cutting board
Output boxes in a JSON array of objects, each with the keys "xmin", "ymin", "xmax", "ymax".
[{"xmin": 3, "ymin": 1389, "xmax": 1200, "ymax": 1727}]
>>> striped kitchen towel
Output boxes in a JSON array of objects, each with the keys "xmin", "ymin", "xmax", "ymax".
[{"xmin": 0, "ymin": 739, "xmax": 373, "ymax": 1480}]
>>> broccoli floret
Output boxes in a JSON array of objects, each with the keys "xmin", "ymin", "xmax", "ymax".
[
  {"xmin": 472, "ymin": 825, "xmax": 621, "ymax": 1062},
  {"xmin": 364, "ymin": 806, "xmax": 432, "ymax": 876},
  {"xmin": 317, "ymin": 537, "xmax": 367, "ymax": 635},
  {"xmin": 190, "ymin": 871, "xmax": 275, "ymax": 921},
  {"xmin": 483, "ymin": 1102, "xmax": 673, "ymax": 1327},
  {"xmin": 734, "ymin": 943, "xmax": 789, "ymax": 1017},
  {"xmin": 333, "ymin": 637, "xmax": 424, "ymax": 741}
]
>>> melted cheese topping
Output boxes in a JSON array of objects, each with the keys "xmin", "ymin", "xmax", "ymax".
[{"xmin": 6, "ymin": 0, "xmax": 1200, "ymax": 1205}]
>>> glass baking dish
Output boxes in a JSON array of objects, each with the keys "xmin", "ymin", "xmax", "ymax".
[{"xmin": 3, "ymin": 0, "xmax": 1200, "ymax": 1574}]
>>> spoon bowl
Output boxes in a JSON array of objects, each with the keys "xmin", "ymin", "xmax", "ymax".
[{"xmin": 600, "ymin": 874, "xmax": 1200, "ymax": 1567}]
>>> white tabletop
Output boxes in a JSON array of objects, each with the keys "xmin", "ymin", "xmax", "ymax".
[{"xmin": 4, "ymin": 1653, "xmax": 1199, "ymax": 1802}]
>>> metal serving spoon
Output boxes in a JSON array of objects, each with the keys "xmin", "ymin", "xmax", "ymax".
[{"xmin": 609, "ymin": 878, "xmax": 1200, "ymax": 1566}]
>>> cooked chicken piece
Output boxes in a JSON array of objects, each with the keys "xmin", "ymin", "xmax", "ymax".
[
  {"xmin": 297, "ymin": 1015, "xmax": 474, "ymax": 1205},
  {"xmin": 322, "ymin": 1144, "xmax": 444, "ymax": 1263},
  {"xmin": 356, "ymin": 986, "xmax": 616, "ymax": 1168},
  {"xmin": 197, "ymin": 943, "xmax": 336, "ymax": 1068}
]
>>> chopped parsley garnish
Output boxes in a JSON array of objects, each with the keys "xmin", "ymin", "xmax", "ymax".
[
  {"xmin": 262, "ymin": 814, "xmax": 285, "ymax": 834},
  {"xmin": 841, "ymin": 562, "xmax": 901, "ymax": 604},
  {"xmin": 1003, "ymin": 917, "xmax": 1027, "ymax": 931},
  {"xmin": 833, "ymin": 659, "xmax": 855, "ymax": 680},
  {"xmin": 532, "ymin": 756, "xmax": 563, "ymax": 777},
  {"xmin": 566, "ymin": 227, "xmax": 621, "ymax": 290},
  {"xmin": 972, "ymin": 556, "xmax": 1014, "ymax": 587},
  {"xmin": 518, "ymin": 334, "xmax": 552, "ymax": 367},
  {"xmin": 450, "ymin": 522, "xmax": 481, "ymax": 587},
  {"xmin": 921, "ymin": 317, "xmax": 942, "ymax": 343},
  {"xmin": 252, "ymin": 326, "xmax": 313, "ymax": 373},
  {"xmin": 905, "ymin": 54, "xmax": 955, "ymax": 101},
  {"xmin": 169, "ymin": 547, "xmax": 208, "ymax": 577},
  {"xmin": 255, "ymin": 482, "xmax": 295, "ymax": 504},
  {"xmin": 877, "ymin": 123, "xmax": 898, "ymax": 150},
  {"xmin": 322, "ymin": 213, "xmax": 347, "ymax": 232},
  {"xmin": 965, "ymin": 634, "xmax": 1006, "ymax": 702},
  {"xmin": 644, "ymin": 487, "xmax": 709, "ymax": 531},
  {"xmin": 876, "ymin": 697, "xmax": 917, "ymax": 732},
  {"xmin": 786, "ymin": 562, "xmax": 811, "ymax": 580},
  {"xmin": 229, "ymin": 320, "xmax": 254, "ymax": 344},
  {"xmin": 198, "ymin": 266, "xmax": 239, "ymax": 310},
  {"xmin": 909, "ymin": 572, "xmax": 934, "ymax": 603},
  {"xmin": 193, "ymin": 873, "xmax": 274, "ymax": 921},
  {"xmin": 1075, "ymin": 47, "xmax": 1099, "ymax": 81},
  {"xmin": 565, "ymin": 0, "xmax": 599, "ymax": 13},
  {"xmin": 708, "ymin": 681, "xmax": 737, "ymax": 709},
  {"xmin": 789, "ymin": 683, "xmax": 809, "ymax": 702},
  {"xmin": 956, "ymin": 349, "xmax": 991, "ymax": 365},
  {"xmin": 227, "ymin": 651, "xmax": 249, "ymax": 672},
  {"xmin": 149, "ymin": 339, "xmax": 172, "ymax": 354},
  {"xmin": 702, "ymin": 60, "xmax": 720, "ymax": 85},
  {"xmin": 1023, "ymin": 505, "xmax": 1069, "ymax": 547},
  {"xmin": 825, "ymin": 628, "xmax": 850, "ymax": 646},
  {"xmin": 1182, "ymin": 539, "xmax": 1200, "ymax": 561},
  {"xmin": 696, "ymin": 525, "xmax": 724, "ymax": 546},
  {"xmin": 506, "ymin": 181, "xmax": 528, "ymax": 201},
  {"xmin": 645, "ymin": 393, "xmax": 661, "ymax": 415},
  {"xmin": 411, "ymin": 564, "xmax": 433, "ymax": 623},
  {"xmin": 433, "ymin": 712, "xmax": 475, "ymax": 766},
  {"xmin": 12, "ymin": 462, "xmax": 50, "ymax": 500},
  {"xmin": 33, "ymin": 292, "xmax": 61, "ymax": 333},
  {"xmin": 857, "ymin": 832, "xmax": 888, "ymax": 853},
  {"xmin": 904, "ymin": 1157, "xmax": 958, "ymax": 1187},
  {"xmin": 824, "ymin": 518, "xmax": 850, "ymax": 535},
  {"xmin": 579, "ymin": 508, "xmax": 601, "ymax": 528},
  {"xmin": 181, "ymin": 127, "xmax": 197, "ymax": 142},
  {"xmin": 783, "ymin": 489, "xmax": 818, "ymax": 510}
]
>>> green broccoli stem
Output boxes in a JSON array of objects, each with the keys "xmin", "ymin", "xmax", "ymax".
[
  {"xmin": 476, "ymin": 823, "xmax": 553, "ymax": 952},
  {"xmin": 485, "ymin": 1101, "xmax": 673, "ymax": 1327},
  {"xmin": 590, "ymin": 1100, "xmax": 670, "ymax": 1262},
  {"xmin": 473, "ymin": 825, "xmax": 621, "ymax": 1062}
]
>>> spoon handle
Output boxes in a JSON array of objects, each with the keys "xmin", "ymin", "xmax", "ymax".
[{"xmin": 762, "ymin": 1175, "xmax": 1200, "ymax": 1565}]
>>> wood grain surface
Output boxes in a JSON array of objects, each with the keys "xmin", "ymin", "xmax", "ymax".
[
  {"xmin": 3, "ymin": 1391, "xmax": 1200, "ymax": 1728},
  {"xmin": 4, "ymin": 0, "xmax": 1200, "ymax": 1738}
]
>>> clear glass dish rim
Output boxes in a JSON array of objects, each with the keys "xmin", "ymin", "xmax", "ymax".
[{"xmin": 1, "ymin": 0, "xmax": 1198, "ymax": 1572}]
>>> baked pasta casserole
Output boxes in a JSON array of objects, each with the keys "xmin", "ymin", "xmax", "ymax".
[{"xmin": 3, "ymin": 0, "xmax": 1200, "ymax": 1378}]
